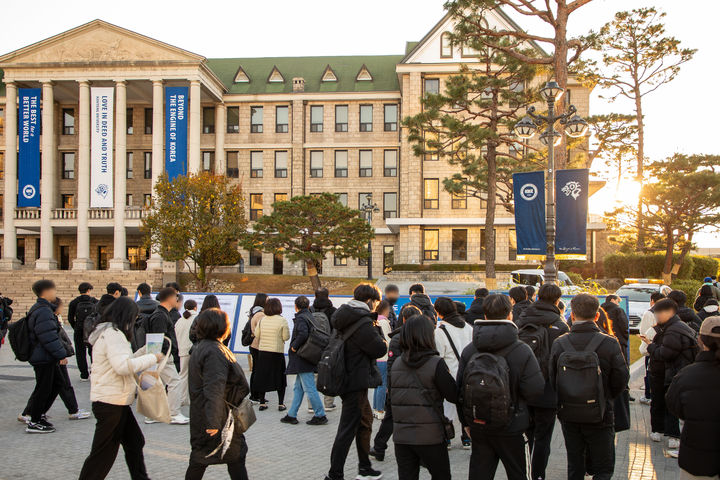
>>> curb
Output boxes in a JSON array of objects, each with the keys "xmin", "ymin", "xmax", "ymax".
[{"xmin": 629, "ymin": 357, "xmax": 646, "ymax": 384}]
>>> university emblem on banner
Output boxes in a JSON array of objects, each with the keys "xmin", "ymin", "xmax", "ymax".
[
  {"xmin": 561, "ymin": 181, "xmax": 582, "ymax": 200},
  {"xmin": 22, "ymin": 184, "xmax": 36, "ymax": 199},
  {"xmin": 95, "ymin": 184, "xmax": 109, "ymax": 199},
  {"xmin": 520, "ymin": 183, "xmax": 539, "ymax": 201}
]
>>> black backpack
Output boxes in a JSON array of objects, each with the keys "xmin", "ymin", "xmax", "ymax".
[
  {"xmin": 73, "ymin": 299, "xmax": 96, "ymax": 331},
  {"xmin": 132, "ymin": 312, "xmax": 152, "ymax": 351},
  {"xmin": 461, "ymin": 342, "xmax": 521, "ymax": 430},
  {"xmin": 0, "ymin": 296, "xmax": 13, "ymax": 330},
  {"xmin": 296, "ymin": 312, "xmax": 331, "ymax": 365},
  {"xmin": 316, "ymin": 320, "xmax": 364, "ymax": 397},
  {"xmin": 8, "ymin": 306, "xmax": 40, "ymax": 362},
  {"xmin": 240, "ymin": 312, "xmax": 256, "ymax": 347},
  {"xmin": 83, "ymin": 311, "xmax": 102, "ymax": 346},
  {"xmin": 555, "ymin": 334, "xmax": 606, "ymax": 424},
  {"xmin": 518, "ymin": 323, "xmax": 550, "ymax": 379}
]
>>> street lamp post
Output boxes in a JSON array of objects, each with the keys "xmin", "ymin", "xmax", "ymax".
[
  {"xmin": 514, "ymin": 80, "xmax": 588, "ymax": 285},
  {"xmin": 360, "ymin": 193, "xmax": 379, "ymax": 280}
]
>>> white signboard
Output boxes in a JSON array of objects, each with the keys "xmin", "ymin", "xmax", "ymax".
[{"xmin": 90, "ymin": 87, "xmax": 114, "ymax": 208}]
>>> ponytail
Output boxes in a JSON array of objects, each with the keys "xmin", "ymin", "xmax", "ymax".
[{"xmin": 183, "ymin": 299, "xmax": 198, "ymax": 318}]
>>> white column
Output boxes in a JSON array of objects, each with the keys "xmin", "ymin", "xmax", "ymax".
[
  {"xmin": 73, "ymin": 80, "xmax": 93, "ymax": 269},
  {"xmin": 109, "ymin": 80, "xmax": 129, "ymax": 270},
  {"xmin": 36, "ymin": 81, "xmax": 57, "ymax": 270},
  {"xmin": 0, "ymin": 82, "xmax": 20, "ymax": 270},
  {"xmin": 146, "ymin": 79, "xmax": 164, "ymax": 270},
  {"xmin": 188, "ymin": 79, "xmax": 201, "ymax": 174},
  {"xmin": 214, "ymin": 103, "xmax": 225, "ymax": 174}
]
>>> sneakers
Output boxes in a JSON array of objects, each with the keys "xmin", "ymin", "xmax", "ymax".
[
  {"xmin": 668, "ymin": 449, "xmax": 679, "ymax": 458},
  {"xmin": 79, "ymin": 376, "xmax": 90, "ymax": 382},
  {"xmin": 171, "ymin": 414, "xmax": 190, "ymax": 425},
  {"xmin": 307, "ymin": 407, "xmax": 315, "ymax": 414},
  {"xmin": 650, "ymin": 432, "xmax": 663, "ymax": 442},
  {"xmin": 639, "ymin": 396, "xmax": 652, "ymax": 406},
  {"xmin": 144, "ymin": 418, "xmax": 159, "ymax": 424},
  {"xmin": 306, "ymin": 416, "xmax": 328, "ymax": 426},
  {"xmin": 26, "ymin": 421, "xmax": 55, "ymax": 434},
  {"xmin": 446, "ymin": 439, "xmax": 452, "ymax": 450},
  {"xmin": 668, "ymin": 437, "xmax": 680, "ymax": 449},
  {"xmin": 373, "ymin": 410, "xmax": 385, "ymax": 420},
  {"xmin": 17, "ymin": 413, "xmax": 30, "ymax": 424},
  {"xmin": 461, "ymin": 438, "xmax": 472, "ymax": 450},
  {"xmin": 369, "ymin": 448, "xmax": 385, "ymax": 462},
  {"xmin": 325, "ymin": 403, "xmax": 337, "ymax": 412},
  {"xmin": 69, "ymin": 410, "xmax": 91, "ymax": 420},
  {"xmin": 356, "ymin": 467, "xmax": 383, "ymax": 480},
  {"xmin": 280, "ymin": 415, "xmax": 299, "ymax": 425}
]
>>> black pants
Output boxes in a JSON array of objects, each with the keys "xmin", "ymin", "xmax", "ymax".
[
  {"xmin": 74, "ymin": 327, "xmax": 91, "ymax": 378},
  {"xmin": 258, "ymin": 386, "xmax": 285, "ymax": 405},
  {"xmin": 643, "ymin": 357, "xmax": 652, "ymax": 399},
  {"xmin": 527, "ymin": 407, "xmax": 556, "ymax": 480},
  {"xmin": 328, "ymin": 389, "xmax": 373, "ymax": 479},
  {"xmin": 185, "ymin": 460, "xmax": 248, "ymax": 480},
  {"xmin": 23, "ymin": 363, "xmax": 78, "ymax": 416},
  {"xmin": 560, "ymin": 422, "xmax": 615, "ymax": 480},
  {"xmin": 78, "ymin": 402, "xmax": 149, "ymax": 480},
  {"xmin": 373, "ymin": 398, "xmax": 394, "ymax": 454},
  {"xmin": 249, "ymin": 347, "xmax": 261, "ymax": 401},
  {"xmin": 395, "ymin": 443, "xmax": 450, "ymax": 480},
  {"xmin": 649, "ymin": 375, "xmax": 680, "ymax": 437},
  {"xmin": 469, "ymin": 430, "xmax": 529, "ymax": 480},
  {"xmin": 29, "ymin": 363, "xmax": 64, "ymax": 423}
]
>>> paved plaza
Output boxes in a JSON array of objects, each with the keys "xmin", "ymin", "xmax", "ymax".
[{"xmin": 0, "ymin": 328, "xmax": 679, "ymax": 480}]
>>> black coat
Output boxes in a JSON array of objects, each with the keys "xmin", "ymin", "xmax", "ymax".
[
  {"xmin": 188, "ymin": 339, "xmax": 249, "ymax": 466},
  {"xmin": 148, "ymin": 305, "xmax": 180, "ymax": 371},
  {"xmin": 286, "ymin": 309, "xmax": 316, "ymax": 374},
  {"xmin": 67, "ymin": 294, "xmax": 97, "ymax": 330},
  {"xmin": 549, "ymin": 321, "xmax": 629, "ymax": 427},
  {"xmin": 666, "ymin": 351, "xmax": 720, "ymax": 477},
  {"xmin": 511, "ymin": 299, "xmax": 532, "ymax": 322},
  {"xmin": 402, "ymin": 294, "xmax": 437, "ymax": 321},
  {"xmin": 136, "ymin": 294, "xmax": 159, "ymax": 316},
  {"xmin": 385, "ymin": 299, "xmax": 399, "ymax": 329},
  {"xmin": 28, "ymin": 298, "xmax": 67, "ymax": 366},
  {"xmin": 331, "ymin": 302, "xmax": 387, "ymax": 394},
  {"xmin": 601, "ymin": 301, "xmax": 630, "ymax": 364},
  {"xmin": 312, "ymin": 298, "xmax": 336, "ymax": 321},
  {"xmin": 677, "ymin": 306, "xmax": 702, "ymax": 332},
  {"xmin": 464, "ymin": 297, "xmax": 485, "ymax": 325},
  {"xmin": 647, "ymin": 315, "xmax": 698, "ymax": 385}
]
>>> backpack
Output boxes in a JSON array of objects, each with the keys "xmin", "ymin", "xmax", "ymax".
[
  {"xmin": 461, "ymin": 342, "xmax": 521, "ymax": 430},
  {"xmin": 0, "ymin": 296, "xmax": 13, "ymax": 330},
  {"xmin": 555, "ymin": 334, "xmax": 606, "ymax": 424},
  {"xmin": 83, "ymin": 311, "xmax": 102, "ymax": 346},
  {"xmin": 518, "ymin": 323, "xmax": 550, "ymax": 379},
  {"xmin": 316, "ymin": 319, "xmax": 365, "ymax": 397},
  {"xmin": 131, "ymin": 312, "xmax": 152, "ymax": 352},
  {"xmin": 296, "ymin": 312, "xmax": 331, "ymax": 365},
  {"xmin": 8, "ymin": 306, "xmax": 40, "ymax": 362},
  {"xmin": 241, "ymin": 318, "xmax": 254, "ymax": 347},
  {"xmin": 74, "ymin": 298, "xmax": 96, "ymax": 331}
]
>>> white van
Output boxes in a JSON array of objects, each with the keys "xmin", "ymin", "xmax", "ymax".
[{"xmin": 510, "ymin": 269, "xmax": 582, "ymax": 294}]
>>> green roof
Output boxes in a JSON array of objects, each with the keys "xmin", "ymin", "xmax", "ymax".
[{"xmin": 207, "ymin": 55, "xmax": 404, "ymax": 95}]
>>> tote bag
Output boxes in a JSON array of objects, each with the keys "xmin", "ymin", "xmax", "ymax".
[{"xmin": 131, "ymin": 337, "xmax": 172, "ymax": 424}]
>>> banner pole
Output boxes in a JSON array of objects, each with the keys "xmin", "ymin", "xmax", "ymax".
[{"xmin": 544, "ymin": 98, "xmax": 558, "ymax": 285}]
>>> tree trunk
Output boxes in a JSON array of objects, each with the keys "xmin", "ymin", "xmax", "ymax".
[
  {"xmin": 661, "ymin": 227, "xmax": 674, "ymax": 285},
  {"xmin": 198, "ymin": 264, "xmax": 207, "ymax": 292},
  {"xmin": 634, "ymin": 87, "xmax": 646, "ymax": 251},
  {"xmin": 306, "ymin": 259, "xmax": 322, "ymax": 291},
  {"xmin": 671, "ymin": 232, "xmax": 694, "ymax": 279},
  {"xmin": 485, "ymin": 146, "xmax": 498, "ymax": 290},
  {"xmin": 553, "ymin": 5, "xmax": 570, "ymax": 170}
]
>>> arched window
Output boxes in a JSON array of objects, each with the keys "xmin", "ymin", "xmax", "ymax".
[{"xmin": 440, "ymin": 32, "xmax": 453, "ymax": 58}]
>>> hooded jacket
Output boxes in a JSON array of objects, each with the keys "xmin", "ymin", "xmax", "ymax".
[
  {"xmin": 286, "ymin": 308, "xmax": 316, "ymax": 374},
  {"xmin": 698, "ymin": 300, "xmax": 720, "ymax": 322},
  {"xmin": 647, "ymin": 314, "xmax": 698, "ymax": 385},
  {"xmin": 677, "ymin": 306, "xmax": 702, "ymax": 332},
  {"xmin": 464, "ymin": 297, "xmax": 485, "ymax": 325},
  {"xmin": 28, "ymin": 298, "xmax": 67, "ymax": 366},
  {"xmin": 331, "ymin": 300, "xmax": 387, "ymax": 393},
  {"xmin": 511, "ymin": 299, "xmax": 532, "ymax": 322},
  {"xmin": 312, "ymin": 297, "xmax": 337, "ymax": 321},
  {"xmin": 402, "ymin": 294, "xmax": 437, "ymax": 322},
  {"xmin": 601, "ymin": 300, "xmax": 630, "ymax": 364},
  {"xmin": 457, "ymin": 319, "xmax": 545, "ymax": 434}
]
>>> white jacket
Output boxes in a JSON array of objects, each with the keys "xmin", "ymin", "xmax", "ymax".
[
  {"xmin": 88, "ymin": 323, "xmax": 158, "ymax": 406},
  {"xmin": 638, "ymin": 309, "xmax": 656, "ymax": 356},
  {"xmin": 174, "ymin": 311, "xmax": 196, "ymax": 357},
  {"xmin": 434, "ymin": 320, "xmax": 473, "ymax": 377},
  {"xmin": 377, "ymin": 315, "xmax": 392, "ymax": 362}
]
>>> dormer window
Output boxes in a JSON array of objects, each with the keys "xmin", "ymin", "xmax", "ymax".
[
  {"xmin": 234, "ymin": 66, "xmax": 250, "ymax": 83},
  {"xmin": 440, "ymin": 32, "xmax": 453, "ymax": 58},
  {"xmin": 267, "ymin": 66, "xmax": 285, "ymax": 83},
  {"xmin": 356, "ymin": 64, "xmax": 373, "ymax": 81},
  {"xmin": 322, "ymin": 65, "xmax": 338, "ymax": 82}
]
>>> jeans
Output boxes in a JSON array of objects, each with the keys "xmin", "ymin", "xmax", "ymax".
[
  {"xmin": 73, "ymin": 327, "xmax": 91, "ymax": 378},
  {"xmin": 373, "ymin": 361, "xmax": 388, "ymax": 411},
  {"xmin": 288, "ymin": 372, "xmax": 326, "ymax": 418},
  {"xmin": 328, "ymin": 390, "xmax": 374, "ymax": 479},
  {"xmin": 560, "ymin": 422, "xmax": 615, "ymax": 480}
]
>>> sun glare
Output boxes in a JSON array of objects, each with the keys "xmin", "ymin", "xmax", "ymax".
[{"xmin": 589, "ymin": 179, "xmax": 642, "ymax": 214}]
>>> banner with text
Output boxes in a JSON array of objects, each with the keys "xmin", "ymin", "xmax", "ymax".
[
  {"xmin": 556, "ymin": 168, "xmax": 589, "ymax": 259},
  {"xmin": 17, "ymin": 88, "xmax": 41, "ymax": 207},
  {"xmin": 165, "ymin": 86, "xmax": 188, "ymax": 180},
  {"xmin": 90, "ymin": 87, "xmax": 114, "ymax": 208},
  {"xmin": 513, "ymin": 171, "xmax": 546, "ymax": 256}
]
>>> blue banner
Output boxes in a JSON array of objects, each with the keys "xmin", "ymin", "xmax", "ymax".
[
  {"xmin": 17, "ymin": 88, "xmax": 41, "ymax": 207},
  {"xmin": 556, "ymin": 168, "xmax": 589, "ymax": 258},
  {"xmin": 513, "ymin": 171, "xmax": 546, "ymax": 255},
  {"xmin": 165, "ymin": 86, "xmax": 188, "ymax": 180}
]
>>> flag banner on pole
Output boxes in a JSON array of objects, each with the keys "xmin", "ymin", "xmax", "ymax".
[
  {"xmin": 90, "ymin": 87, "xmax": 114, "ymax": 208},
  {"xmin": 556, "ymin": 168, "xmax": 589, "ymax": 259},
  {"xmin": 513, "ymin": 171, "xmax": 546, "ymax": 256},
  {"xmin": 17, "ymin": 88, "xmax": 41, "ymax": 207},
  {"xmin": 165, "ymin": 86, "xmax": 188, "ymax": 181}
]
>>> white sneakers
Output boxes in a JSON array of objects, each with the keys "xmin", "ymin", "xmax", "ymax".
[
  {"xmin": 373, "ymin": 410, "xmax": 385, "ymax": 420},
  {"xmin": 171, "ymin": 414, "xmax": 190, "ymax": 425},
  {"xmin": 650, "ymin": 432, "xmax": 663, "ymax": 442},
  {"xmin": 668, "ymin": 449, "xmax": 679, "ymax": 458},
  {"xmin": 69, "ymin": 410, "xmax": 91, "ymax": 420},
  {"xmin": 639, "ymin": 396, "xmax": 652, "ymax": 406},
  {"xmin": 668, "ymin": 437, "xmax": 680, "ymax": 449}
]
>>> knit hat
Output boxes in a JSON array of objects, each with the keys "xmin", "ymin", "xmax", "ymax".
[
  {"xmin": 699, "ymin": 316, "xmax": 720, "ymax": 338},
  {"xmin": 704, "ymin": 277, "xmax": 713, "ymax": 283}
]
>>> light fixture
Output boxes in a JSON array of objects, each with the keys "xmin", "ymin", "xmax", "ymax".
[
  {"xmin": 513, "ymin": 115, "xmax": 537, "ymax": 139},
  {"xmin": 564, "ymin": 114, "xmax": 589, "ymax": 138},
  {"xmin": 540, "ymin": 131, "xmax": 562, "ymax": 147},
  {"xmin": 541, "ymin": 81, "xmax": 564, "ymax": 102}
]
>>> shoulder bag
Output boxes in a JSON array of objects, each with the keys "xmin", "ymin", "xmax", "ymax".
[{"xmin": 130, "ymin": 337, "xmax": 172, "ymax": 424}]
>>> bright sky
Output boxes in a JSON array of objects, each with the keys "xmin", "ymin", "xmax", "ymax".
[{"xmin": 1, "ymin": 0, "xmax": 717, "ymax": 245}]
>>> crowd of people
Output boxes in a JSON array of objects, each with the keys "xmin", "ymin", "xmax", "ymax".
[{"xmin": 8, "ymin": 275, "xmax": 720, "ymax": 480}]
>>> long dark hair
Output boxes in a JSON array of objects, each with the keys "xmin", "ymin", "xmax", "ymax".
[
  {"xmin": 252, "ymin": 293, "xmax": 268, "ymax": 309},
  {"xmin": 102, "ymin": 296, "xmax": 138, "ymax": 341},
  {"xmin": 201, "ymin": 294, "xmax": 220, "ymax": 312},
  {"xmin": 398, "ymin": 314, "xmax": 436, "ymax": 354}
]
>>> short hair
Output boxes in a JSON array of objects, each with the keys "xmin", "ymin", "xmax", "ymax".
[
  {"xmin": 605, "ymin": 294, "xmax": 620, "ymax": 303},
  {"xmin": 408, "ymin": 283, "xmax": 425, "ymax": 295},
  {"xmin": 264, "ymin": 298, "xmax": 283, "ymax": 316},
  {"xmin": 399, "ymin": 315, "xmax": 436, "ymax": 354},
  {"xmin": 667, "ymin": 290, "xmax": 687, "ymax": 307},
  {"xmin": 157, "ymin": 287, "xmax": 177, "ymax": 303},
  {"xmin": 650, "ymin": 291, "xmax": 666, "ymax": 303},
  {"xmin": 385, "ymin": 284, "xmax": 399, "ymax": 294},
  {"xmin": 454, "ymin": 301, "xmax": 466, "ymax": 315},
  {"xmin": 201, "ymin": 294, "xmax": 221, "ymax": 311},
  {"xmin": 78, "ymin": 282, "xmax": 94, "ymax": 294},
  {"xmin": 137, "ymin": 283, "xmax": 151, "ymax": 296},
  {"xmin": 570, "ymin": 294, "xmax": 600, "ymax": 321},
  {"xmin": 475, "ymin": 287, "xmax": 489, "ymax": 298},
  {"xmin": 653, "ymin": 298, "xmax": 678, "ymax": 314},
  {"xmin": 32, "ymin": 279, "xmax": 56, "ymax": 297},
  {"xmin": 295, "ymin": 295, "xmax": 310, "ymax": 310},
  {"xmin": 483, "ymin": 294, "xmax": 512, "ymax": 320},
  {"xmin": 106, "ymin": 282, "xmax": 123, "ymax": 295},
  {"xmin": 314, "ymin": 287, "xmax": 330, "ymax": 300},
  {"xmin": 525, "ymin": 286, "xmax": 536, "ymax": 299},
  {"xmin": 700, "ymin": 285, "xmax": 714, "ymax": 297},
  {"xmin": 353, "ymin": 283, "xmax": 381, "ymax": 303},
  {"xmin": 508, "ymin": 286, "xmax": 528, "ymax": 303},
  {"xmin": 399, "ymin": 304, "xmax": 421, "ymax": 324},
  {"xmin": 538, "ymin": 283, "xmax": 562, "ymax": 303},
  {"xmin": 434, "ymin": 297, "xmax": 457, "ymax": 317},
  {"xmin": 121, "ymin": 287, "xmax": 129, "ymax": 297},
  {"xmin": 165, "ymin": 282, "xmax": 182, "ymax": 292},
  {"xmin": 194, "ymin": 308, "xmax": 230, "ymax": 341}
]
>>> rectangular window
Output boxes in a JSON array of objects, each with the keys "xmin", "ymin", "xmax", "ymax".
[
  {"xmin": 359, "ymin": 150, "xmax": 373, "ymax": 177},
  {"xmin": 62, "ymin": 108, "xmax": 75, "ymax": 135},
  {"xmin": 126, "ymin": 194, "xmax": 133, "ymax": 207},
  {"xmin": 227, "ymin": 106, "xmax": 240, "ymax": 133},
  {"xmin": 423, "ymin": 178, "xmax": 439, "ymax": 209},
  {"xmin": 274, "ymin": 151, "xmax": 288, "ymax": 178},
  {"xmin": 383, "ymin": 150, "xmax": 397, "ymax": 177},
  {"xmin": 61, "ymin": 152, "xmax": 75, "ymax": 179},
  {"xmin": 359, "ymin": 105, "xmax": 373, "ymax": 132},
  {"xmin": 97, "ymin": 246, "xmax": 108, "ymax": 270},
  {"xmin": 336, "ymin": 193, "xmax": 348, "ymax": 207},
  {"xmin": 384, "ymin": 104, "xmax": 398, "ymax": 131},
  {"xmin": 126, "ymin": 107, "xmax": 133, "ymax": 135},
  {"xmin": 334, "ymin": 255, "xmax": 347, "ymax": 266},
  {"xmin": 143, "ymin": 152, "xmax": 152, "ymax": 179},
  {"xmin": 250, "ymin": 249, "xmax": 263, "ymax": 266},
  {"xmin": 250, "ymin": 194, "xmax": 263, "ymax": 220},
  {"xmin": 424, "ymin": 78, "xmax": 440, "ymax": 95},
  {"xmin": 0, "ymin": 151, "xmax": 4, "ymax": 180},
  {"xmin": 126, "ymin": 152, "xmax": 134, "ymax": 179},
  {"xmin": 509, "ymin": 229, "xmax": 517, "ymax": 261},
  {"xmin": 424, "ymin": 131, "xmax": 439, "ymax": 161},
  {"xmin": 250, "ymin": 106, "xmax": 263, "ymax": 133},
  {"xmin": 441, "ymin": 32, "xmax": 453, "ymax": 58},
  {"xmin": 0, "ymin": 107, "xmax": 4, "ymax": 136},
  {"xmin": 250, "ymin": 151, "xmax": 263, "ymax": 178},
  {"xmin": 310, "ymin": 151, "xmax": 323, "ymax": 178},
  {"xmin": 452, "ymin": 229, "xmax": 468, "ymax": 261},
  {"xmin": 61, "ymin": 194, "xmax": 74, "ymax": 209},
  {"xmin": 310, "ymin": 105, "xmax": 324, "ymax": 132},
  {"xmin": 335, "ymin": 105, "xmax": 348, "ymax": 132},
  {"xmin": 202, "ymin": 107, "xmax": 215, "ymax": 134},
  {"xmin": 275, "ymin": 106, "xmax": 289, "ymax": 133},
  {"xmin": 274, "ymin": 193, "xmax": 288, "ymax": 205},
  {"xmin": 383, "ymin": 192, "xmax": 397, "ymax": 219},
  {"xmin": 144, "ymin": 108, "xmax": 153, "ymax": 134},
  {"xmin": 143, "ymin": 194, "xmax": 152, "ymax": 207},
  {"xmin": 452, "ymin": 184, "xmax": 467, "ymax": 209},
  {"xmin": 202, "ymin": 151, "xmax": 214, "ymax": 172},
  {"xmin": 423, "ymin": 229, "xmax": 439, "ymax": 261},
  {"xmin": 226, "ymin": 151, "xmax": 239, "ymax": 178},
  {"xmin": 334, "ymin": 150, "xmax": 348, "ymax": 178},
  {"xmin": 480, "ymin": 229, "xmax": 495, "ymax": 261}
]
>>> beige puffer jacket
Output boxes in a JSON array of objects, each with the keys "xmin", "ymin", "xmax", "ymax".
[{"xmin": 255, "ymin": 314, "xmax": 290, "ymax": 353}]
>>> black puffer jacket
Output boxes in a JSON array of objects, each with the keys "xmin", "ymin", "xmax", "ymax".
[
  {"xmin": 331, "ymin": 301, "xmax": 387, "ymax": 394},
  {"xmin": 666, "ymin": 351, "xmax": 720, "ymax": 477},
  {"xmin": 677, "ymin": 306, "xmax": 702, "ymax": 332},
  {"xmin": 516, "ymin": 301, "xmax": 569, "ymax": 408},
  {"xmin": 647, "ymin": 315, "xmax": 698, "ymax": 385},
  {"xmin": 464, "ymin": 297, "xmax": 485, "ymax": 325},
  {"xmin": 148, "ymin": 305, "xmax": 181, "ymax": 371},
  {"xmin": 28, "ymin": 298, "xmax": 67, "ymax": 366},
  {"xmin": 402, "ymin": 294, "xmax": 437, "ymax": 322},
  {"xmin": 511, "ymin": 299, "xmax": 532, "ymax": 322},
  {"xmin": 601, "ymin": 301, "xmax": 630, "ymax": 364},
  {"xmin": 312, "ymin": 297, "xmax": 337, "ymax": 321},
  {"xmin": 286, "ymin": 308, "xmax": 315, "ymax": 375},
  {"xmin": 188, "ymin": 339, "xmax": 249, "ymax": 466},
  {"xmin": 457, "ymin": 320, "xmax": 545, "ymax": 435},
  {"xmin": 136, "ymin": 294, "xmax": 158, "ymax": 316}
]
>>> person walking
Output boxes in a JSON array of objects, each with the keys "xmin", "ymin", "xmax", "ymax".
[
  {"xmin": 67, "ymin": 282, "xmax": 97, "ymax": 381},
  {"xmin": 282, "ymin": 295, "xmax": 328, "ymax": 425},
  {"xmin": 637, "ymin": 291, "xmax": 665, "ymax": 406},
  {"xmin": 254, "ymin": 297, "xmax": 290, "ymax": 411},
  {"xmin": 464, "ymin": 288, "xmax": 488, "ymax": 325},
  {"xmin": 372, "ymin": 300, "xmax": 392, "ymax": 420},
  {"xmin": 666, "ymin": 316, "xmax": 720, "ymax": 480},
  {"xmin": 175, "ymin": 299, "xmax": 197, "ymax": 406},
  {"xmin": 391, "ymin": 314, "xmax": 458, "ymax": 480},
  {"xmin": 549, "ymin": 294, "xmax": 629, "ymax": 480},
  {"xmin": 78, "ymin": 296, "xmax": 162, "ymax": 480},
  {"xmin": 247, "ymin": 293, "xmax": 268, "ymax": 403},
  {"xmin": 185, "ymin": 308, "xmax": 251, "ymax": 480},
  {"xmin": 325, "ymin": 284, "xmax": 387, "ymax": 480}
]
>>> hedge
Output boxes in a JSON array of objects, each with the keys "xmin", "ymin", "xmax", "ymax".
[
  {"xmin": 670, "ymin": 279, "xmax": 703, "ymax": 299},
  {"xmin": 603, "ymin": 253, "xmax": 718, "ymax": 280},
  {"xmin": 391, "ymin": 263, "xmax": 521, "ymax": 272}
]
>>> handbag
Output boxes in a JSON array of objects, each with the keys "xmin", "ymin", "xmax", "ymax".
[
  {"xmin": 407, "ymin": 360, "xmax": 455, "ymax": 441},
  {"xmin": 130, "ymin": 337, "xmax": 172, "ymax": 424},
  {"xmin": 228, "ymin": 396, "xmax": 256, "ymax": 433}
]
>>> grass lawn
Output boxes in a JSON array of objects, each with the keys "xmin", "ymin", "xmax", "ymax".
[
  {"xmin": 179, "ymin": 273, "xmax": 370, "ymax": 296},
  {"xmin": 629, "ymin": 334, "xmax": 643, "ymax": 365}
]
